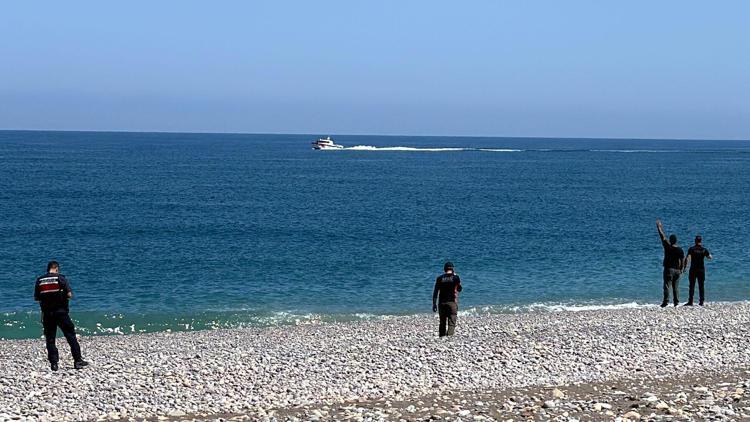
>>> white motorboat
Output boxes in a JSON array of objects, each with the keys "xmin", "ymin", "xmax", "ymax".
[{"xmin": 312, "ymin": 136, "xmax": 344, "ymax": 150}]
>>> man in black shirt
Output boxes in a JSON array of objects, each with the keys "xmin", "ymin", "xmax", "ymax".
[
  {"xmin": 34, "ymin": 261, "xmax": 89, "ymax": 371},
  {"xmin": 432, "ymin": 261, "xmax": 463, "ymax": 337},
  {"xmin": 683, "ymin": 235, "xmax": 713, "ymax": 306},
  {"xmin": 656, "ymin": 220, "xmax": 685, "ymax": 307}
]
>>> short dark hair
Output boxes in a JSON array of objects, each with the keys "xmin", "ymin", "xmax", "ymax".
[
  {"xmin": 695, "ymin": 235, "xmax": 702, "ymax": 243},
  {"xmin": 47, "ymin": 260, "xmax": 59, "ymax": 272},
  {"xmin": 444, "ymin": 261, "xmax": 454, "ymax": 272},
  {"xmin": 669, "ymin": 234, "xmax": 677, "ymax": 245}
]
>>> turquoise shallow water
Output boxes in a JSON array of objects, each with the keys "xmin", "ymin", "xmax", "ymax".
[{"xmin": 2, "ymin": 131, "xmax": 749, "ymax": 339}]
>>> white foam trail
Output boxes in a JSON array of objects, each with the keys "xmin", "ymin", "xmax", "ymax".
[
  {"xmin": 589, "ymin": 149, "xmax": 678, "ymax": 153},
  {"xmin": 477, "ymin": 148, "xmax": 523, "ymax": 152},
  {"xmin": 526, "ymin": 301, "xmax": 657, "ymax": 312},
  {"xmin": 346, "ymin": 145, "xmax": 468, "ymax": 152},
  {"xmin": 344, "ymin": 145, "xmax": 522, "ymax": 152},
  {"xmin": 458, "ymin": 301, "xmax": 657, "ymax": 316}
]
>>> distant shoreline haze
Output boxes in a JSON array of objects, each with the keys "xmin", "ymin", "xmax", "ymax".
[
  {"xmin": 3, "ymin": 2, "xmax": 749, "ymax": 139},
  {"xmin": 0, "ymin": 129, "xmax": 748, "ymax": 143}
]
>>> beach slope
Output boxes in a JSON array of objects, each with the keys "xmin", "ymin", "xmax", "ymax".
[{"xmin": 1, "ymin": 303, "xmax": 749, "ymax": 420}]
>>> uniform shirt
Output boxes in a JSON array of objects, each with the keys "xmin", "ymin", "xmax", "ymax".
[
  {"xmin": 433, "ymin": 273, "xmax": 462, "ymax": 304},
  {"xmin": 687, "ymin": 245, "xmax": 711, "ymax": 271},
  {"xmin": 661, "ymin": 239, "xmax": 685, "ymax": 270},
  {"xmin": 34, "ymin": 273, "xmax": 71, "ymax": 312}
]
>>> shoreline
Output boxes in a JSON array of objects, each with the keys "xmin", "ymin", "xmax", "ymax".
[
  {"xmin": 6, "ymin": 300, "xmax": 749, "ymax": 341},
  {"xmin": 1, "ymin": 302, "xmax": 749, "ymax": 420}
]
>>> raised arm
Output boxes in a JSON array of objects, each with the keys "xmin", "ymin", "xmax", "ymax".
[{"xmin": 656, "ymin": 219, "xmax": 667, "ymax": 242}]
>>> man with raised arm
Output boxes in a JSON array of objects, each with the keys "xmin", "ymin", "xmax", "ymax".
[
  {"xmin": 432, "ymin": 261, "xmax": 463, "ymax": 337},
  {"xmin": 683, "ymin": 235, "xmax": 713, "ymax": 306},
  {"xmin": 656, "ymin": 220, "xmax": 685, "ymax": 307},
  {"xmin": 34, "ymin": 261, "xmax": 89, "ymax": 371}
]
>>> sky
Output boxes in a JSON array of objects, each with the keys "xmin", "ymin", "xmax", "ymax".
[{"xmin": 1, "ymin": 1, "xmax": 749, "ymax": 139}]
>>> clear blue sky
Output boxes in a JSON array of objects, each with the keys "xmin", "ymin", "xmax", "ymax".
[{"xmin": 1, "ymin": 1, "xmax": 748, "ymax": 139}]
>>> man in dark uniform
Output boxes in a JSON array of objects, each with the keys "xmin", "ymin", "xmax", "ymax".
[
  {"xmin": 34, "ymin": 261, "xmax": 89, "ymax": 371},
  {"xmin": 656, "ymin": 220, "xmax": 685, "ymax": 307},
  {"xmin": 683, "ymin": 235, "xmax": 713, "ymax": 306},
  {"xmin": 432, "ymin": 261, "xmax": 463, "ymax": 337}
]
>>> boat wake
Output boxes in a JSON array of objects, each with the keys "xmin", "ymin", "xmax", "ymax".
[
  {"xmin": 589, "ymin": 149, "xmax": 681, "ymax": 153},
  {"xmin": 477, "ymin": 148, "xmax": 525, "ymax": 152},
  {"xmin": 346, "ymin": 146, "xmax": 467, "ymax": 152},
  {"xmin": 344, "ymin": 145, "xmax": 523, "ymax": 152},
  {"xmin": 324, "ymin": 146, "xmax": 712, "ymax": 153}
]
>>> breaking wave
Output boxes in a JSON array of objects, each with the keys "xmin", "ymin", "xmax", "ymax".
[
  {"xmin": 458, "ymin": 301, "xmax": 656, "ymax": 316},
  {"xmin": 5, "ymin": 301, "xmax": 748, "ymax": 339}
]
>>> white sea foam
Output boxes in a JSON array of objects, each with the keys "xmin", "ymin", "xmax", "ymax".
[
  {"xmin": 524, "ymin": 301, "xmax": 657, "ymax": 312},
  {"xmin": 6, "ymin": 300, "xmax": 750, "ymax": 339},
  {"xmin": 346, "ymin": 145, "xmax": 468, "ymax": 152},
  {"xmin": 344, "ymin": 145, "xmax": 523, "ymax": 152},
  {"xmin": 458, "ymin": 301, "xmax": 657, "ymax": 316},
  {"xmin": 330, "ymin": 145, "xmax": 690, "ymax": 153},
  {"xmin": 333, "ymin": 145, "xmax": 692, "ymax": 154},
  {"xmin": 94, "ymin": 323, "xmax": 126, "ymax": 335},
  {"xmin": 589, "ymin": 149, "xmax": 679, "ymax": 153}
]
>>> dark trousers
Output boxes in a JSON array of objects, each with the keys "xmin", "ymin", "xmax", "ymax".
[
  {"xmin": 688, "ymin": 269, "xmax": 706, "ymax": 305},
  {"xmin": 438, "ymin": 301, "xmax": 458, "ymax": 337},
  {"xmin": 662, "ymin": 268, "xmax": 681, "ymax": 305},
  {"xmin": 42, "ymin": 310, "xmax": 82, "ymax": 364}
]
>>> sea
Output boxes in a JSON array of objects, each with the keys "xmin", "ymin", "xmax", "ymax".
[{"xmin": 1, "ymin": 130, "xmax": 749, "ymax": 339}]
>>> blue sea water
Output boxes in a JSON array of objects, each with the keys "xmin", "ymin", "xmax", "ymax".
[{"xmin": 1, "ymin": 130, "xmax": 749, "ymax": 339}]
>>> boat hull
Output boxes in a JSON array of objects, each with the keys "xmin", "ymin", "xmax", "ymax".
[{"xmin": 312, "ymin": 145, "xmax": 344, "ymax": 150}]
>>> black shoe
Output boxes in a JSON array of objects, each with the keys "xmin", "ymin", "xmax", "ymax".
[
  {"xmin": 673, "ymin": 303, "xmax": 678, "ymax": 307},
  {"xmin": 684, "ymin": 302, "xmax": 693, "ymax": 306},
  {"xmin": 660, "ymin": 302, "xmax": 668, "ymax": 308},
  {"xmin": 699, "ymin": 302, "xmax": 704, "ymax": 306},
  {"xmin": 51, "ymin": 362, "xmax": 58, "ymax": 371},
  {"xmin": 74, "ymin": 360, "xmax": 89, "ymax": 370}
]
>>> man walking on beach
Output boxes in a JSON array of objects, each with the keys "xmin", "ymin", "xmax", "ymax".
[
  {"xmin": 432, "ymin": 261, "xmax": 463, "ymax": 337},
  {"xmin": 656, "ymin": 220, "xmax": 685, "ymax": 307},
  {"xmin": 683, "ymin": 235, "xmax": 713, "ymax": 306},
  {"xmin": 34, "ymin": 261, "xmax": 89, "ymax": 371}
]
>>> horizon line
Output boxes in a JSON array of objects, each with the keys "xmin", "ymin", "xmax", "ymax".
[{"xmin": 0, "ymin": 128, "xmax": 748, "ymax": 143}]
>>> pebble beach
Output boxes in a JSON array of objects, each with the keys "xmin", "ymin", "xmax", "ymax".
[{"xmin": 1, "ymin": 302, "xmax": 749, "ymax": 421}]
